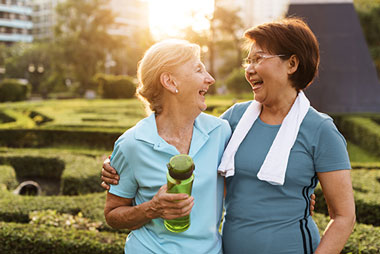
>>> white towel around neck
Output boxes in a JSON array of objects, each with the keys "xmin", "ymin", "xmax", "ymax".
[{"xmin": 218, "ymin": 91, "xmax": 310, "ymax": 185}]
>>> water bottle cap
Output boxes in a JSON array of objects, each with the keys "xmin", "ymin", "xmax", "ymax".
[{"xmin": 167, "ymin": 154, "xmax": 195, "ymax": 180}]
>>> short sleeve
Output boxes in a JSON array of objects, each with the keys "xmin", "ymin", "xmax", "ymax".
[
  {"xmin": 313, "ymin": 119, "xmax": 351, "ymax": 172},
  {"xmin": 220, "ymin": 105, "xmax": 234, "ymax": 122},
  {"xmin": 109, "ymin": 138, "xmax": 138, "ymax": 198}
]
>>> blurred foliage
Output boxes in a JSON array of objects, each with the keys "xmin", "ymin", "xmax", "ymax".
[
  {"xmin": 29, "ymin": 210, "xmax": 102, "ymax": 232},
  {"xmin": 182, "ymin": 1, "xmax": 246, "ymax": 91},
  {"xmin": 54, "ymin": 0, "xmax": 119, "ymax": 94},
  {"xmin": 347, "ymin": 141, "xmax": 380, "ymax": 163},
  {"xmin": 334, "ymin": 116, "xmax": 380, "ymax": 158},
  {"xmin": 354, "ymin": 0, "xmax": 380, "ymax": 77},
  {"xmin": 225, "ymin": 68, "xmax": 251, "ymax": 94},
  {"xmin": 0, "ymin": 221, "xmax": 126, "ymax": 254},
  {"xmin": 94, "ymin": 73, "xmax": 137, "ymax": 99},
  {"xmin": 0, "ymin": 79, "xmax": 31, "ymax": 102},
  {"xmin": 0, "ymin": 165, "xmax": 18, "ymax": 191}
]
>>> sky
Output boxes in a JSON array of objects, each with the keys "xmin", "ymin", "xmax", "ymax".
[{"xmin": 147, "ymin": 0, "xmax": 215, "ymax": 39}]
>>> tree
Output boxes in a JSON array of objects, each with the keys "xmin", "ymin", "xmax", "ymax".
[
  {"xmin": 354, "ymin": 0, "xmax": 380, "ymax": 77},
  {"xmin": 3, "ymin": 42, "xmax": 55, "ymax": 94},
  {"xmin": 213, "ymin": 5, "xmax": 245, "ymax": 71},
  {"xmin": 55, "ymin": 0, "xmax": 119, "ymax": 94},
  {"xmin": 182, "ymin": 2, "xmax": 245, "ymax": 80}
]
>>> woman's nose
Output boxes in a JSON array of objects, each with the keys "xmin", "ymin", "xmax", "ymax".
[
  {"xmin": 245, "ymin": 64, "xmax": 256, "ymax": 75},
  {"xmin": 206, "ymin": 72, "xmax": 215, "ymax": 85}
]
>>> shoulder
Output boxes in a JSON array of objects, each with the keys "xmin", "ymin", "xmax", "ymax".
[
  {"xmin": 302, "ymin": 107, "xmax": 347, "ymax": 148},
  {"xmin": 197, "ymin": 112, "xmax": 231, "ymax": 133},
  {"xmin": 302, "ymin": 107, "xmax": 334, "ymax": 132},
  {"xmin": 114, "ymin": 115, "xmax": 153, "ymax": 153},
  {"xmin": 220, "ymin": 101, "xmax": 252, "ymax": 131}
]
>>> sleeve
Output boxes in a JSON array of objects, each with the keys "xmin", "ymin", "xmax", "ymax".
[
  {"xmin": 313, "ymin": 119, "xmax": 351, "ymax": 172},
  {"xmin": 109, "ymin": 138, "xmax": 138, "ymax": 198},
  {"xmin": 220, "ymin": 104, "xmax": 234, "ymax": 123},
  {"xmin": 221, "ymin": 119, "xmax": 232, "ymax": 148}
]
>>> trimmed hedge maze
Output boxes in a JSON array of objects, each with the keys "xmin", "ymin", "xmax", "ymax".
[
  {"xmin": 0, "ymin": 148, "xmax": 130, "ymax": 253},
  {"xmin": 1, "ymin": 98, "xmax": 380, "ymax": 253}
]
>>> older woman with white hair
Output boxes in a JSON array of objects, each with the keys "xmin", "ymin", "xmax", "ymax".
[{"xmin": 104, "ymin": 39, "xmax": 231, "ymax": 253}]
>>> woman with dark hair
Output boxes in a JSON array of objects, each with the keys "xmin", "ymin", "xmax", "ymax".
[{"xmin": 219, "ymin": 18, "xmax": 355, "ymax": 253}]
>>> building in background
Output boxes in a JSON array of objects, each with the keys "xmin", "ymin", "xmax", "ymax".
[
  {"xmin": 108, "ymin": 0, "xmax": 149, "ymax": 38},
  {"xmin": 30, "ymin": 0, "xmax": 149, "ymax": 41},
  {"xmin": 0, "ymin": 0, "xmax": 33, "ymax": 44},
  {"xmin": 31, "ymin": 0, "xmax": 59, "ymax": 41},
  {"xmin": 218, "ymin": 0, "xmax": 288, "ymax": 27}
]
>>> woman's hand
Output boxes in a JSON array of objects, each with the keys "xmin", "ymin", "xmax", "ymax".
[
  {"xmin": 100, "ymin": 156, "xmax": 119, "ymax": 190},
  {"xmin": 147, "ymin": 184, "xmax": 194, "ymax": 220},
  {"xmin": 310, "ymin": 193, "xmax": 316, "ymax": 216},
  {"xmin": 105, "ymin": 184, "xmax": 194, "ymax": 230}
]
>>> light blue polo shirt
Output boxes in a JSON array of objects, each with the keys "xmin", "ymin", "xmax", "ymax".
[{"xmin": 109, "ymin": 112, "xmax": 231, "ymax": 254}]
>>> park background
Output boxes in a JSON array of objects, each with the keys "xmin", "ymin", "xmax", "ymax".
[{"xmin": 0, "ymin": 0, "xmax": 380, "ymax": 253}]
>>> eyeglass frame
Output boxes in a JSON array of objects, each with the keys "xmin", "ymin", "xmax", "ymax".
[{"xmin": 242, "ymin": 53, "xmax": 288, "ymax": 69}]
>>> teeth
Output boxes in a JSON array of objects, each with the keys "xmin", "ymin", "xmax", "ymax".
[{"xmin": 199, "ymin": 89, "xmax": 207, "ymax": 95}]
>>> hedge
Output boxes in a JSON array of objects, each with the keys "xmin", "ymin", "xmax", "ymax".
[
  {"xmin": 334, "ymin": 116, "xmax": 380, "ymax": 157},
  {"xmin": 0, "ymin": 221, "xmax": 127, "ymax": 254},
  {"xmin": 1, "ymin": 213, "xmax": 379, "ymax": 254},
  {"xmin": 0, "ymin": 189, "xmax": 106, "ymax": 225},
  {"xmin": 313, "ymin": 213, "xmax": 380, "ymax": 254},
  {"xmin": 314, "ymin": 169, "xmax": 380, "ymax": 226},
  {"xmin": 0, "ymin": 128, "xmax": 122, "ymax": 150},
  {"xmin": 0, "ymin": 150, "xmax": 106, "ymax": 195},
  {"xmin": 0, "ymin": 156, "xmax": 65, "ymax": 180},
  {"xmin": 0, "ymin": 111, "xmax": 16, "ymax": 123},
  {"xmin": 0, "ymin": 79, "xmax": 31, "ymax": 102},
  {"xmin": 0, "ymin": 165, "xmax": 18, "ymax": 190},
  {"xmin": 225, "ymin": 68, "xmax": 252, "ymax": 94},
  {"xmin": 95, "ymin": 73, "xmax": 137, "ymax": 99}
]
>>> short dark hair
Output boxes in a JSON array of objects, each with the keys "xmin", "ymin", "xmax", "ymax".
[{"xmin": 244, "ymin": 17, "xmax": 320, "ymax": 91}]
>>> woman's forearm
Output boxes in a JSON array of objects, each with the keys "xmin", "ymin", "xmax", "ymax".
[
  {"xmin": 105, "ymin": 200, "xmax": 157, "ymax": 230},
  {"xmin": 314, "ymin": 214, "xmax": 356, "ymax": 254}
]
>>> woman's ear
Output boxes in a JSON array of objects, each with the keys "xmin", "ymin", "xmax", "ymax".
[
  {"xmin": 287, "ymin": 55, "xmax": 299, "ymax": 75},
  {"xmin": 160, "ymin": 72, "xmax": 177, "ymax": 94}
]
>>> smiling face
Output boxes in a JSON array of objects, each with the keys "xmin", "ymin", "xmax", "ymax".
[
  {"xmin": 171, "ymin": 57, "xmax": 215, "ymax": 113},
  {"xmin": 245, "ymin": 43, "xmax": 296, "ymax": 106}
]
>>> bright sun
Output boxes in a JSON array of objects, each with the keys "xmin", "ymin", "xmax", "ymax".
[{"xmin": 147, "ymin": 0, "xmax": 214, "ymax": 40}]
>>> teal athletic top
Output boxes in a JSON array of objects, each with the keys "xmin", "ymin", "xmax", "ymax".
[
  {"xmin": 220, "ymin": 101, "xmax": 351, "ymax": 254},
  {"xmin": 109, "ymin": 113, "xmax": 231, "ymax": 254}
]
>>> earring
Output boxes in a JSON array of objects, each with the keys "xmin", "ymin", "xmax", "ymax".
[{"xmin": 175, "ymin": 89, "xmax": 178, "ymax": 94}]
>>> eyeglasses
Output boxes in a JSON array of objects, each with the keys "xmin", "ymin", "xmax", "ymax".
[{"xmin": 242, "ymin": 54, "xmax": 287, "ymax": 69}]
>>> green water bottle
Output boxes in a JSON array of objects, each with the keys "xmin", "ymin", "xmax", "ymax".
[{"xmin": 164, "ymin": 154, "xmax": 195, "ymax": 233}]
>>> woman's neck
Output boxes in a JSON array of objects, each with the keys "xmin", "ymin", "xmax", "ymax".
[
  {"xmin": 155, "ymin": 109, "xmax": 197, "ymax": 154},
  {"xmin": 260, "ymin": 90, "xmax": 298, "ymax": 125}
]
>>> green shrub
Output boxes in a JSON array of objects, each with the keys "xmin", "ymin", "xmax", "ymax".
[
  {"xmin": 225, "ymin": 68, "xmax": 251, "ymax": 94},
  {"xmin": 334, "ymin": 116, "xmax": 380, "ymax": 157},
  {"xmin": 0, "ymin": 190, "xmax": 106, "ymax": 224},
  {"xmin": 0, "ymin": 129, "xmax": 121, "ymax": 150},
  {"xmin": 0, "ymin": 156, "xmax": 65, "ymax": 180},
  {"xmin": 0, "ymin": 221, "xmax": 126, "ymax": 254},
  {"xmin": 0, "ymin": 165, "xmax": 18, "ymax": 190},
  {"xmin": 95, "ymin": 73, "xmax": 137, "ymax": 99},
  {"xmin": 314, "ymin": 169, "xmax": 380, "ymax": 226},
  {"xmin": 0, "ymin": 151, "xmax": 106, "ymax": 196},
  {"xmin": 0, "ymin": 111, "xmax": 16, "ymax": 123},
  {"xmin": 313, "ymin": 213, "xmax": 380, "ymax": 254},
  {"xmin": 29, "ymin": 209, "xmax": 102, "ymax": 231},
  {"xmin": 0, "ymin": 79, "xmax": 31, "ymax": 102}
]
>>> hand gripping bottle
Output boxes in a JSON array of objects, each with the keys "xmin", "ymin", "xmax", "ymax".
[{"xmin": 164, "ymin": 154, "xmax": 195, "ymax": 233}]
